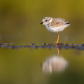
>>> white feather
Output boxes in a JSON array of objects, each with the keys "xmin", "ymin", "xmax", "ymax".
[{"xmin": 46, "ymin": 24, "xmax": 70, "ymax": 32}]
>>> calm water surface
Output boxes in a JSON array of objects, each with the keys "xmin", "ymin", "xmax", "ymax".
[
  {"xmin": 0, "ymin": 0, "xmax": 84, "ymax": 84},
  {"xmin": 0, "ymin": 47, "xmax": 84, "ymax": 84}
]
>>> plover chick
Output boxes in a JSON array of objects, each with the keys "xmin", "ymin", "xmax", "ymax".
[{"xmin": 40, "ymin": 17, "xmax": 70, "ymax": 44}]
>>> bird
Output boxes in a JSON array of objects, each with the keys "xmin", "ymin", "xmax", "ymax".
[
  {"xmin": 42, "ymin": 55, "xmax": 69, "ymax": 73},
  {"xmin": 40, "ymin": 17, "xmax": 70, "ymax": 44}
]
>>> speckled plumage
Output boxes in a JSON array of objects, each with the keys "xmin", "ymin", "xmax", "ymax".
[{"xmin": 41, "ymin": 17, "xmax": 70, "ymax": 32}]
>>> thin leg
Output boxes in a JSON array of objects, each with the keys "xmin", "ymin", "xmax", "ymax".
[
  {"xmin": 55, "ymin": 33, "xmax": 60, "ymax": 44},
  {"xmin": 57, "ymin": 48, "xmax": 59, "ymax": 56}
]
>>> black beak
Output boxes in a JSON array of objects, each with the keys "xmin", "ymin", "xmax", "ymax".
[{"xmin": 40, "ymin": 22, "xmax": 43, "ymax": 24}]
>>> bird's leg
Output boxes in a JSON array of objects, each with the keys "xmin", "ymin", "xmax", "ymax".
[
  {"xmin": 55, "ymin": 33, "xmax": 60, "ymax": 44},
  {"xmin": 57, "ymin": 48, "xmax": 59, "ymax": 56}
]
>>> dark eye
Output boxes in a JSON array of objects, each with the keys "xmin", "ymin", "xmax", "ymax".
[{"xmin": 45, "ymin": 20, "xmax": 48, "ymax": 21}]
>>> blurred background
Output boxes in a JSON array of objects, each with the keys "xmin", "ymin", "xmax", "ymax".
[
  {"xmin": 0, "ymin": 0, "xmax": 84, "ymax": 84},
  {"xmin": 0, "ymin": 0, "xmax": 84, "ymax": 44}
]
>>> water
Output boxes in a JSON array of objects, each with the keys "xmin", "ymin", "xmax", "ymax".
[
  {"xmin": 0, "ymin": 44, "xmax": 84, "ymax": 84},
  {"xmin": 0, "ymin": 0, "xmax": 84, "ymax": 84}
]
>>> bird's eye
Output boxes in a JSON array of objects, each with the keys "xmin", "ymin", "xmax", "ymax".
[{"xmin": 45, "ymin": 20, "xmax": 48, "ymax": 21}]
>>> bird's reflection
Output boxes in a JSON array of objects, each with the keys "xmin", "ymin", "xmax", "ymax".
[{"xmin": 42, "ymin": 48, "xmax": 69, "ymax": 73}]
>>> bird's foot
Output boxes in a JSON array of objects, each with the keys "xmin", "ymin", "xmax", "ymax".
[
  {"xmin": 55, "ymin": 42, "xmax": 58, "ymax": 45},
  {"xmin": 55, "ymin": 42, "xmax": 64, "ymax": 45}
]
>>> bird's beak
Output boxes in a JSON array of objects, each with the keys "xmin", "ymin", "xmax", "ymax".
[{"xmin": 40, "ymin": 22, "xmax": 43, "ymax": 24}]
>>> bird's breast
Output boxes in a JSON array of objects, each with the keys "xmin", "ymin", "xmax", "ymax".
[{"xmin": 46, "ymin": 24, "xmax": 69, "ymax": 32}]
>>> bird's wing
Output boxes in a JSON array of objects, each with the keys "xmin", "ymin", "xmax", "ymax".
[{"xmin": 51, "ymin": 18, "xmax": 66, "ymax": 27}]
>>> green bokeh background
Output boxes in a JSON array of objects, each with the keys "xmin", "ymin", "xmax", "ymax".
[
  {"xmin": 0, "ymin": 0, "xmax": 84, "ymax": 43},
  {"xmin": 0, "ymin": 0, "xmax": 84, "ymax": 84}
]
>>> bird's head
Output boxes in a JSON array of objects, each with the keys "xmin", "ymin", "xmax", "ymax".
[{"xmin": 40, "ymin": 17, "xmax": 52, "ymax": 25}]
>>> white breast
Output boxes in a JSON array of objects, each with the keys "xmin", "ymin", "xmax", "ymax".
[{"xmin": 46, "ymin": 24, "xmax": 70, "ymax": 33}]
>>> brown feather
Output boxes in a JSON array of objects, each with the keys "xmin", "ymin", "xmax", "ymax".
[{"xmin": 51, "ymin": 18, "xmax": 66, "ymax": 27}]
